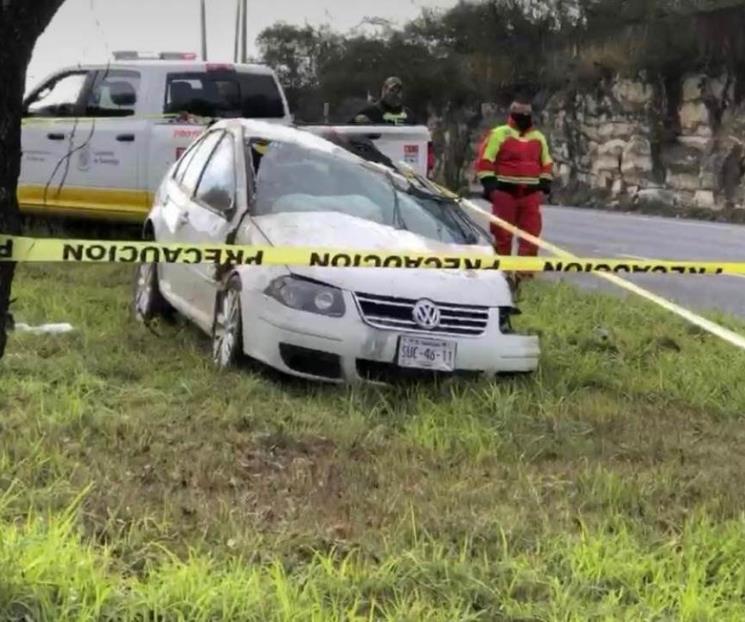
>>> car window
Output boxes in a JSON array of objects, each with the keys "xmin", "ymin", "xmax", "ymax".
[
  {"xmin": 164, "ymin": 71, "xmax": 285, "ymax": 119},
  {"xmin": 179, "ymin": 131, "xmax": 222, "ymax": 196},
  {"xmin": 251, "ymin": 139, "xmax": 488, "ymax": 246},
  {"xmin": 25, "ymin": 72, "xmax": 89, "ymax": 118},
  {"xmin": 194, "ymin": 134, "xmax": 236, "ymax": 213},
  {"xmin": 173, "ymin": 135, "xmax": 204, "ymax": 183},
  {"xmin": 85, "ymin": 70, "xmax": 140, "ymax": 117}
]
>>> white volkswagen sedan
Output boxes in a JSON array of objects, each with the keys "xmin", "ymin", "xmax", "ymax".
[{"xmin": 133, "ymin": 120, "xmax": 539, "ymax": 382}]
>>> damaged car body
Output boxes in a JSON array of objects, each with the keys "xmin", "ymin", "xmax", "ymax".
[{"xmin": 133, "ymin": 120, "xmax": 540, "ymax": 382}]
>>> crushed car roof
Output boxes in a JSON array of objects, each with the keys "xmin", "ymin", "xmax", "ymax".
[{"xmin": 218, "ymin": 119, "xmax": 375, "ymax": 161}]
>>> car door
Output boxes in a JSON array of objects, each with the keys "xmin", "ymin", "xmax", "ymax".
[
  {"xmin": 156, "ymin": 129, "xmax": 223, "ymax": 318},
  {"xmin": 71, "ymin": 68, "xmax": 149, "ymax": 220},
  {"xmin": 20, "ymin": 69, "xmax": 96, "ymax": 215},
  {"xmin": 176, "ymin": 130, "xmax": 242, "ymax": 328}
]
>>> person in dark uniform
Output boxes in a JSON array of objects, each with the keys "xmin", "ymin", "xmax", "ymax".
[{"xmin": 351, "ymin": 76, "xmax": 417, "ymax": 126}]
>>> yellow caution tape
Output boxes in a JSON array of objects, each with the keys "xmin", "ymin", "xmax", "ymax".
[
  {"xmin": 458, "ymin": 197, "xmax": 745, "ymax": 350},
  {"xmin": 0, "ymin": 235, "xmax": 743, "ymax": 275}
]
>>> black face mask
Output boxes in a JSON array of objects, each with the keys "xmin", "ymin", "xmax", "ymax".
[
  {"xmin": 382, "ymin": 88, "xmax": 403, "ymax": 110},
  {"xmin": 512, "ymin": 113, "xmax": 532, "ymax": 132}
]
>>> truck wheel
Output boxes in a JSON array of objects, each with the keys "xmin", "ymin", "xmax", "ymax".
[
  {"xmin": 212, "ymin": 277, "xmax": 243, "ymax": 369},
  {"xmin": 133, "ymin": 260, "xmax": 171, "ymax": 322}
]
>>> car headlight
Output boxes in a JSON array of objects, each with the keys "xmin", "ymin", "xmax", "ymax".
[{"xmin": 265, "ymin": 275, "xmax": 346, "ymax": 317}]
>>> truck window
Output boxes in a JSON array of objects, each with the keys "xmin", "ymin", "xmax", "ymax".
[
  {"xmin": 164, "ymin": 71, "xmax": 284, "ymax": 119},
  {"xmin": 237, "ymin": 74, "xmax": 285, "ymax": 118},
  {"xmin": 24, "ymin": 72, "xmax": 90, "ymax": 118},
  {"xmin": 85, "ymin": 70, "xmax": 140, "ymax": 117}
]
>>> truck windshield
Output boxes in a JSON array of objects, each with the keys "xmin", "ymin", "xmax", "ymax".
[
  {"xmin": 251, "ymin": 140, "xmax": 489, "ymax": 246},
  {"xmin": 164, "ymin": 71, "xmax": 285, "ymax": 119}
]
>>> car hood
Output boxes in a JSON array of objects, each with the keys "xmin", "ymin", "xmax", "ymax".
[{"xmin": 252, "ymin": 212, "xmax": 512, "ymax": 306}]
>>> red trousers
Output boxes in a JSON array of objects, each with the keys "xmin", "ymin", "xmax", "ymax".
[{"xmin": 489, "ymin": 189, "xmax": 543, "ymax": 256}]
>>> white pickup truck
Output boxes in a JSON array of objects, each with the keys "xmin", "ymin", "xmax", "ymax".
[{"xmin": 20, "ymin": 52, "xmax": 433, "ymax": 223}]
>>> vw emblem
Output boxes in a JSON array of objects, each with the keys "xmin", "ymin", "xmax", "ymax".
[{"xmin": 412, "ymin": 299, "xmax": 441, "ymax": 330}]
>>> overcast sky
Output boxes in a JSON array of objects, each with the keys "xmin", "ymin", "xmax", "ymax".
[{"xmin": 28, "ymin": 0, "xmax": 457, "ymax": 89}]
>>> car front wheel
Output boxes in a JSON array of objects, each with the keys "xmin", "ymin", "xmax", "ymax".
[{"xmin": 212, "ymin": 277, "xmax": 244, "ymax": 369}]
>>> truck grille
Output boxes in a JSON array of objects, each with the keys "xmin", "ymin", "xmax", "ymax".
[{"xmin": 354, "ymin": 292, "xmax": 489, "ymax": 336}]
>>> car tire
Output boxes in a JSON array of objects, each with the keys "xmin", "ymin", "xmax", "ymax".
[
  {"xmin": 133, "ymin": 260, "xmax": 171, "ymax": 323},
  {"xmin": 212, "ymin": 276, "xmax": 244, "ymax": 370}
]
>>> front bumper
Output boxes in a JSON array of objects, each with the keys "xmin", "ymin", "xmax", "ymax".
[{"xmin": 243, "ymin": 291, "xmax": 540, "ymax": 383}]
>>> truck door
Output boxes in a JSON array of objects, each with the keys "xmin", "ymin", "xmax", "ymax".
[
  {"xmin": 370, "ymin": 126, "xmax": 431, "ymax": 177},
  {"xmin": 72, "ymin": 69, "xmax": 149, "ymax": 220},
  {"xmin": 20, "ymin": 69, "xmax": 96, "ymax": 216}
]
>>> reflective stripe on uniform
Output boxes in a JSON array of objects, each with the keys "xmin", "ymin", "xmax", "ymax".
[
  {"xmin": 497, "ymin": 175, "xmax": 540, "ymax": 185},
  {"xmin": 382, "ymin": 111, "xmax": 409, "ymax": 125},
  {"xmin": 476, "ymin": 172, "xmax": 541, "ymax": 185}
]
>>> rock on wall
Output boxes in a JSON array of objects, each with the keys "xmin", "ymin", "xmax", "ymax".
[
  {"xmin": 456, "ymin": 72, "xmax": 745, "ymax": 216},
  {"xmin": 544, "ymin": 72, "xmax": 745, "ymax": 214}
]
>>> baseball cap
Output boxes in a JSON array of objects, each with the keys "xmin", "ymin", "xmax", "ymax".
[{"xmin": 383, "ymin": 76, "xmax": 403, "ymax": 90}]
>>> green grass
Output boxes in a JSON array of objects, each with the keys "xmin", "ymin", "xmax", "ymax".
[{"xmin": 3, "ymin": 262, "xmax": 745, "ymax": 620}]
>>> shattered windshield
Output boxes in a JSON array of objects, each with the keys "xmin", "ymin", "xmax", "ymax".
[{"xmin": 249, "ymin": 139, "xmax": 489, "ymax": 246}]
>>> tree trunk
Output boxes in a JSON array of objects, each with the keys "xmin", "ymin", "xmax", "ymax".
[
  {"xmin": 0, "ymin": 0, "xmax": 67, "ymax": 359},
  {"xmin": 0, "ymin": 45, "xmax": 29, "ymax": 358}
]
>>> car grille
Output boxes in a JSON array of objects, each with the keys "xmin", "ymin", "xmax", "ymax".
[{"xmin": 353, "ymin": 292, "xmax": 489, "ymax": 336}]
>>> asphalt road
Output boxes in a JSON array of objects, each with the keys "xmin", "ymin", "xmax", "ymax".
[{"xmin": 473, "ymin": 201, "xmax": 745, "ymax": 319}]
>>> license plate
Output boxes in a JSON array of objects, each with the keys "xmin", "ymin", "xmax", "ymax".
[{"xmin": 397, "ymin": 336, "xmax": 457, "ymax": 372}]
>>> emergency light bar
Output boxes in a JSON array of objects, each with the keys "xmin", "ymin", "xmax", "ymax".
[
  {"xmin": 206, "ymin": 63, "xmax": 236, "ymax": 72},
  {"xmin": 161, "ymin": 52, "xmax": 199, "ymax": 60},
  {"xmin": 113, "ymin": 51, "xmax": 198, "ymax": 61}
]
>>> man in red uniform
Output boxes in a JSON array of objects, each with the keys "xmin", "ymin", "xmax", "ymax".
[{"xmin": 476, "ymin": 100, "xmax": 553, "ymax": 289}]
